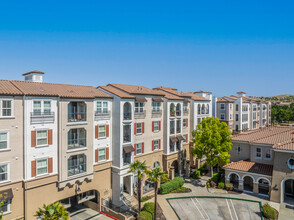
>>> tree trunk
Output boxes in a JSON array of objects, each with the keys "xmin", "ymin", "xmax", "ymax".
[
  {"xmin": 154, "ymin": 181, "xmax": 158, "ymax": 220},
  {"xmin": 210, "ymin": 164, "xmax": 214, "ymax": 177},
  {"xmin": 138, "ymin": 178, "xmax": 142, "ymax": 213}
]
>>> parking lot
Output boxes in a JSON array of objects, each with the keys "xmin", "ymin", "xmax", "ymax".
[{"xmin": 167, "ymin": 197, "xmax": 263, "ymax": 220}]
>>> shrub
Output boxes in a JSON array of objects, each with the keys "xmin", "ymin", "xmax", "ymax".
[
  {"xmin": 198, "ymin": 163, "xmax": 208, "ymax": 175},
  {"xmin": 211, "ymin": 172, "xmax": 220, "ymax": 183},
  {"xmin": 210, "ymin": 181, "xmax": 216, "ymax": 188},
  {"xmin": 218, "ymin": 182, "xmax": 225, "ymax": 189},
  {"xmin": 206, "ymin": 181, "xmax": 210, "ymax": 188},
  {"xmin": 171, "ymin": 186, "xmax": 191, "ymax": 193},
  {"xmin": 225, "ymin": 183, "xmax": 234, "ymax": 191},
  {"xmin": 159, "ymin": 177, "xmax": 184, "ymax": 194},
  {"xmin": 191, "ymin": 170, "xmax": 201, "ymax": 179},
  {"xmin": 137, "ymin": 211, "xmax": 152, "ymax": 220},
  {"xmin": 142, "ymin": 202, "xmax": 155, "ymax": 214},
  {"xmin": 262, "ymin": 203, "xmax": 277, "ymax": 220}
]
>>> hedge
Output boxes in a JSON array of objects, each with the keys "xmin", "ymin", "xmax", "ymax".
[
  {"xmin": 159, "ymin": 177, "xmax": 184, "ymax": 194},
  {"xmin": 218, "ymin": 182, "xmax": 224, "ymax": 189},
  {"xmin": 142, "ymin": 202, "xmax": 155, "ymax": 214},
  {"xmin": 137, "ymin": 211, "xmax": 153, "ymax": 220},
  {"xmin": 191, "ymin": 170, "xmax": 201, "ymax": 179}
]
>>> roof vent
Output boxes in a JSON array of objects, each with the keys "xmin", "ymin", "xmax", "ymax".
[{"xmin": 22, "ymin": 70, "xmax": 44, "ymax": 83}]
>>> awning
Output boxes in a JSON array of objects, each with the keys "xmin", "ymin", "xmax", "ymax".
[
  {"xmin": 152, "ymin": 98, "xmax": 164, "ymax": 103},
  {"xmin": 135, "ymin": 97, "xmax": 147, "ymax": 102},
  {"xmin": 0, "ymin": 189, "xmax": 13, "ymax": 202},
  {"xmin": 123, "ymin": 145, "xmax": 135, "ymax": 153},
  {"xmin": 176, "ymin": 135, "xmax": 184, "ymax": 141},
  {"xmin": 170, "ymin": 137, "xmax": 178, "ymax": 143}
]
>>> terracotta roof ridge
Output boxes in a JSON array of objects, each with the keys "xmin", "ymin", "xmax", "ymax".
[
  {"xmin": 253, "ymin": 127, "xmax": 294, "ymax": 143},
  {"xmin": 9, "ymin": 81, "xmax": 25, "ymax": 94},
  {"xmin": 9, "ymin": 79, "xmax": 97, "ymax": 88}
]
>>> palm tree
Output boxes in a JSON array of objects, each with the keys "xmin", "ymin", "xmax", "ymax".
[
  {"xmin": 145, "ymin": 167, "xmax": 168, "ymax": 220},
  {"xmin": 129, "ymin": 160, "xmax": 147, "ymax": 213},
  {"xmin": 35, "ymin": 202, "xmax": 69, "ymax": 220}
]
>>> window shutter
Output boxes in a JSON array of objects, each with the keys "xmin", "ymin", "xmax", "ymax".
[
  {"xmin": 134, "ymin": 123, "xmax": 137, "ymax": 135},
  {"xmin": 106, "ymin": 124, "xmax": 110, "ymax": 137},
  {"xmin": 159, "ymin": 121, "xmax": 161, "ymax": 131},
  {"xmin": 106, "ymin": 147, "xmax": 109, "ymax": 160},
  {"xmin": 31, "ymin": 131, "xmax": 36, "ymax": 147},
  {"xmin": 134, "ymin": 144, "xmax": 137, "ymax": 156},
  {"xmin": 152, "ymin": 121, "xmax": 154, "ymax": 132},
  {"xmin": 95, "ymin": 149, "xmax": 98, "ymax": 162},
  {"xmin": 152, "ymin": 140, "xmax": 154, "ymax": 151},
  {"xmin": 186, "ymin": 119, "xmax": 188, "ymax": 127},
  {"xmin": 31, "ymin": 160, "xmax": 36, "ymax": 177},
  {"xmin": 159, "ymin": 139, "xmax": 161, "ymax": 149},
  {"xmin": 142, "ymin": 122, "xmax": 145, "ymax": 133},
  {"xmin": 48, "ymin": 158, "xmax": 53, "ymax": 173},
  {"xmin": 186, "ymin": 134, "xmax": 188, "ymax": 143},
  {"xmin": 95, "ymin": 125, "xmax": 99, "ymax": 139},
  {"xmin": 142, "ymin": 142, "xmax": 144, "ymax": 153},
  {"xmin": 48, "ymin": 129, "xmax": 53, "ymax": 145}
]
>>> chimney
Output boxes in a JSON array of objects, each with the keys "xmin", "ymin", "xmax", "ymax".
[
  {"xmin": 237, "ymin": 91, "xmax": 246, "ymax": 97},
  {"xmin": 22, "ymin": 70, "xmax": 44, "ymax": 83}
]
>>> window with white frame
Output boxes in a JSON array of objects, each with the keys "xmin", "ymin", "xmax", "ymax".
[
  {"xmin": 33, "ymin": 100, "xmax": 51, "ymax": 116},
  {"xmin": 0, "ymin": 200, "xmax": 10, "ymax": 215},
  {"xmin": 265, "ymin": 149, "xmax": 271, "ymax": 159},
  {"xmin": 253, "ymin": 104, "xmax": 257, "ymax": 111},
  {"xmin": 99, "ymin": 125, "xmax": 106, "ymax": 138},
  {"xmin": 1, "ymin": 100, "xmax": 12, "ymax": 117},
  {"xmin": 154, "ymin": 140, "xmax": 159, "ymax": 150},
  {"xmin": 230, "ymin": 104, "xmax": 233, "ymax": 110},
  {"xmin": 136, "ymin": 123, "xmax": 142, "ymax": 134},
  {"xmin": 183, "ymin": 119, "xmax": 187, "ymax": 128},
  {"xmin": 97, "ymin": 101, "xmax": 108, "ymax": 113},
  {"xmin": 36, "ymin": 159, "xmax": 48, "ymax": 176},
  {"xmin": 220, "ymin": 113, "xmax": 225, "ymax": 120},
  {"xmin": 220, "ymin": 103, "xmax": 225, "ymax": 110},
  {"xmin": 135, "ymin": 102, "xmax": 144, "ymax": 113},
  {"xmin": 136, "ymin": 143, "xmax": 142, "ymax": 154},
  {"xmin": 154, "ymin": 121, "xmax": 159, "ymax": 132},
  {"xmin": 33, "ymin": 101, "xmax": 41, "ymax": 115},
  {"xmin": 0, "ymin": 132, "xmax": 8, "ymax": 150},
  {"xmin": 253, "ymin": 112, "xmax": 257, "ymax": 120},
  {"xmin": 229, "ymin": 114, "xmax": 233, "ymax": 120},
  {"xmin": 44, "ymin": 101, "xmax": 51, "ymax": 114},
  {"xmin": 98, "ymin": 148, "xmax": 106, "ymax": 161},
  {"xmin": 255, "ymin": 147, "xmax": 262, "ymax": 158},
  {"xmin": 183, "ymin": 103, "xmax": 188, "ymax": 112},
  {"xmin": 0, "ymin": 164, "xmax": 8, "ymax": 182},
  {"xmin": 183, "ymin": 134, "xmax": 187, "ymax": 143},
  {"xmin": 235, "ymin": 104, "xmax": 239, "ymax": 111},
  {"xmin": 37, "ymin": 130, "xmax": 48, "ymax": 146},
  {"xmin": 152, "ymin": 102, "xmax": 161, "ymax": 112}
]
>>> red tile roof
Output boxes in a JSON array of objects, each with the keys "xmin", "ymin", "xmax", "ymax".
[
  {"xmin": 98, "ymin": 85, "xmax": 135, "ymax": 99},
  {"xmin": 0, "ymin": 80, "xmax": 23, "ymax": 95},
  {"xmin": 108, "ymin": 83, "xmax": 164, "ymax": 96},
  {"xmin": 217, "ymin": 97, "xmax": 234, "ymax": 103},
  {"xmin": 154, "ymin": 87, "xmax": 209, "ymax": 101},
  {"xmin": 194, "ymin": 90, "xmax": 212, "ymax": 94},
  {"xmin": 224, "ymin": 160, "xmax": 273, "ymax": 176}
]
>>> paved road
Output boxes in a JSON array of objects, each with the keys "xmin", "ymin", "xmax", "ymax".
[{"xmin": 69, "ymin": 207, "xmax": 112, "ymax": 220}]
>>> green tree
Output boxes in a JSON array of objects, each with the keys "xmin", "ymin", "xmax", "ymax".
[
  {"xmin": 35, "ymin": 202, "xmax": 69, "ymax": 220},
  {"xmin": 191, "ymin": 117, "xmax": 232, "ymax": 176},
  {"xmin": 129, "ymin": 160, "xmax": 147, "ymax": 213},
  {"xmin": 0, "ymin": 200, "xmax": 4, "ymax": 220},
  {"xmin": 145, "ymin": 168, "xmax": 168, "ymax": 220}
]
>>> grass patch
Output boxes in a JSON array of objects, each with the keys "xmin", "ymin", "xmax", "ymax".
[
  {"xmin": 141, "ymin": 195, "xmax": 154, "ymax": 202},
  {"xmin": 170, "ymin": 186, "xmax": 192, "ymax": 193},
  {"xmin": 262, "ymin": 203, "xmax": 277, "ymax": 220}
]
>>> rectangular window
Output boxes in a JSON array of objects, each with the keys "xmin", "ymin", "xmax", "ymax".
[
  {"xmin": 99, "ymin": 125, "xmax": 106, "ymax": 138},
  {"xmin": 0, "ymin": 200, "xmax": 10, "ymax": 214},
  {"xmin": 236, "ymin": 114, "xmax": 239, "ymax": 121},
  {"xmin": 253, "ymin": 104, "xmax": 257, "ymax": 111},
  {"xmin": 98, "ymin": 148, "xmax": 106, "ymax": 161},
  {"xmin": 183, "ymin": 134, "xmax": 187, "ymax": 143},
  {"xmin": 256, "ymin": 147, "xmax": 262, "ymax": 158},
  {"xmin": 183, "ymin": 103, "xmax": 188, "ymax": 111},
  {"xmin": 229, "ymin": 114, "xmax": 233, "ymax": 120},
  {"xmin": 33, "ymin": 101, "xmax": 42, "ymax": 116},
  {"xmin": 2, "ymin": 100, "xmax": 12, "ymax": 117},
  {"xmin": 154, "ymin": 140, "xmax": 159, "ymax": 150},
  {"xmin": 37, "ymin": 130, "xmax": 48, "ymax": 146},
  {"xmin": 68, "ymin": 154, "xmax": 86, "ymax": 176},
  {"xmin": 68, "ymin": 128, "xmax": 86, "ymax": 149},
  {"xmin": 44, "ymin": 101, "xmax": 51, "ymax": 115},
  {"xmin": 183, "ymin": 119, "xmax": 187, "ymax": 128},
  {"xmin": 235, "ymin": 104, "xmax": 239, "ymax": 111},
  {"xmin": 237, "ymin": 146, "xmax": 241, "ymax": 154},
  {"xmin": 135, "ymin": 102, "xmax": 144, "ymax": 113},
  {"xmin": 220, "ymin": 103, "xmax": 225, "ymax": 110},
  {"xmin": 0, "ymin": 164, "xmax": 8, "ymax": 182},
  {"xmin": 152, "ymin": 102, "xmax": 161, "ymax": 112},
  {"xmin": 154, "ymin": 121, "xmax": 159, "ymax": 131},
  {"xmin": 36, "ymin": 159, "xmax": 48, "ymax": 175},
  {"xmin": 136, "ymin": 143, "xmax": 142, "ymax": 154},
  {"xmin": 136, "ymin": 123, "xmax": 142, "ymax": 134},
  {"xmin": 253, "ymin": 112, "xmax": 257, "ymax": 120},
  {"xmin": 265, "ymin": 149, "xmax": 271, "ymax": 159},
  {"xmin": 0, "ymin": 132, "xmax": 8, "ymax": 150},
  {"xmin": 220, "ymin": 114, "xmax": 225, "ymax": 120},
  {"xmin": 97, "ymin": 101, "xmax": 108, "ymax": 113},
  {"xmin": 230, "ymin": 104, "xmax": 233, "ymax": 110}
]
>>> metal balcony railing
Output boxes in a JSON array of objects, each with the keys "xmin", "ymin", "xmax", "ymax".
[
  {"xmin": 68, "ymin": 138, "xmax": 86, "ymax": 150},
  {"xmin": 176, "ymin": 110, "xmax": 181, "ymax": 116},
  {"xmin": 95, "ymin": 110, "xmax": 111, "ymax": 120},
  {"xmin": 123, "ymin": 135, "xmax": 131, "ymax": 143},
  {"xmin": 123, "ymin": 112, "xmax": 132, "ymax": 120},
  {"xmin": 30, "ymin": 112, "xmax": 55, "ymax": 123},
  {"xmin": 68, "ymin": 112, "xmax": 86, "ymax": 122},
  {"xmin": 134, "ymin": 110, "xmax": 146, "ymax": 119}
]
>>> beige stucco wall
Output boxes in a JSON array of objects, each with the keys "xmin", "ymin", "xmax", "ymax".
[
  {"xmin": 24, "ymin": 161, "xmax": 112, "ymax": 219},
  {"xmin": 230, "ymin": 142, "xmax": 251, "ymax": 162}
]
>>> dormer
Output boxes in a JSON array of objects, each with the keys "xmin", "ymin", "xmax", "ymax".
[{"xmin": 23, "ymin": 70, "xmax": 44, "ymax": 83}]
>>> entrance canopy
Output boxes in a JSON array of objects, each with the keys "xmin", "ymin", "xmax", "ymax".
[{"xmin": 123, "ymin": 145, "xmax": 135, "ymax": 153}]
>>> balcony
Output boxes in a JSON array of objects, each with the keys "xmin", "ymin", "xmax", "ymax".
[
  {"xmin": 30, "ymin": 112, "xmax": 54, "ymax": 124},
  {"xmin": 123, "ymin": 124, "xmax": 131, "ymax": 143},
  {"xmin": 176, "ymin": 110, "xmax": 181, "ymax": 117},
  {"xmin": 68, "ymin": 102, "xmax": 87, "ymax": 123},
  {"xmin": 95, "ymin": 110, "xmax": 111, "ymax": 120},
  {"xmin": 152, "ymin": 109, "xmax": 162, "ymax": 118},
  {"xmin": 68, "ymin": 138, "xmax": 86, "ymax": 150},
  {"xmin": 134, "ymin": 110, "xmax": 146, "ymax": 119},
  {"xmin": 123, "ymin": 152, "xmax": 131, "ymax": 166}
]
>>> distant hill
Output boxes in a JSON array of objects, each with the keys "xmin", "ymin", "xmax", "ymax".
[{"xmin": 273, "ymin": 94, "xmax": 294, "ymax": 98}]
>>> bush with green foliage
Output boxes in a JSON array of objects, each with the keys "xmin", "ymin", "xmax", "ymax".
[
  {"xmin": 218, "ymin": 182, "xmax": 225, "ymax": 189},
  {"xmin": 35, "ymin": 202, "xmax": 69, "ymax": 220},
  {"xmin": 198, "ymin": 163, "xmax": 208, "ymax": 175},
  {"xmin": 225, "ymin": 183, "xmax": 234, "ymax": 191},
  {"xmin": 206, "ymin": 181, "xmax": 210, "ymax": 187},
  {"xmin": 262, "ymin": 203, "xmax": 277, "ymax": 220},
  {"xmin": 142, "ymin": 202, "xmax": 155, "ymax": 214},
  {"xmin": 171, "ymin": 186, "xmax": 191, "ymax": 193},
  {"xmin": 159, "ymin": 177, "xmax": 184, "ymax": 194},
  {"xmin": 191, "ymin": 170, "xmax": 201, "ymax": 179},
  {"xmin": 137, "ymin": 211, "xmax": 153, "ymax": 220},
  {"xmin": 211, "ymin": 172, "xmax": 220, "ymax": 183}
]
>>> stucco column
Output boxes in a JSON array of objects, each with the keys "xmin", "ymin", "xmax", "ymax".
[
  {"xmin": 186, "ymin": 160, "xmax": 190, "ymax": 178},
  {"xmin": 178, "ymin": 159, "xmax": 182, "ymax": 176},
  {"xmin": 225, "ymin": 176, "xmax": 230, "ymax": 184},
  {"xmin": 253, "ymin": 182, "xmax": 259, "ymax": 194},
  {"xmin": 169, "ymin": 166, "xmax": 175, "ymax": 180},
  {"xmin": 238, "ymin": 180, "xmax": 244, "ymax": 191}
]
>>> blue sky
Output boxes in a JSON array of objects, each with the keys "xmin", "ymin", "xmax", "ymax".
[{"xmin": 0, "ymin": 1, "xmax": 293, "ymax": 97}]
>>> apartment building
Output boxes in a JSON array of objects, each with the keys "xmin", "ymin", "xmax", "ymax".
[
  {"xmin": 224, "ymin": 126, "xmax": 294, "ymax": 207},
  {"xmin": 214, "ymin": 92, "xmax": 271, "ymax": 133},
  {"xmin": 98, "ymin": 83, "xmax": 165, "ymax": 206},
  {"xmin": 0, "ymin": 71, "xmax": 113, "ymax": 219}
]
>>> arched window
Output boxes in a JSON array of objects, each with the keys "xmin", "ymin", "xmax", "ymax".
[
  {"xmin": 123, "ymin": 102, "xmax": 132, "ymax": 120},
  {"xmin": 170, "ymin": 103, "xmax": 175, "ymax": 117},
  {"xmin": 152, "ymin": 161, "xmax": 160, "ymax": 169},
  {"xmin": 198, "ymin": 104, "xmax": 201, "ymax": 114},
  {"xmin": 201, "ymin": 104, "xmax": 205, "ymax": 114},
  {"xmin": 176, "ymin": 103, "xmax": 181, "ymax": 116}
]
